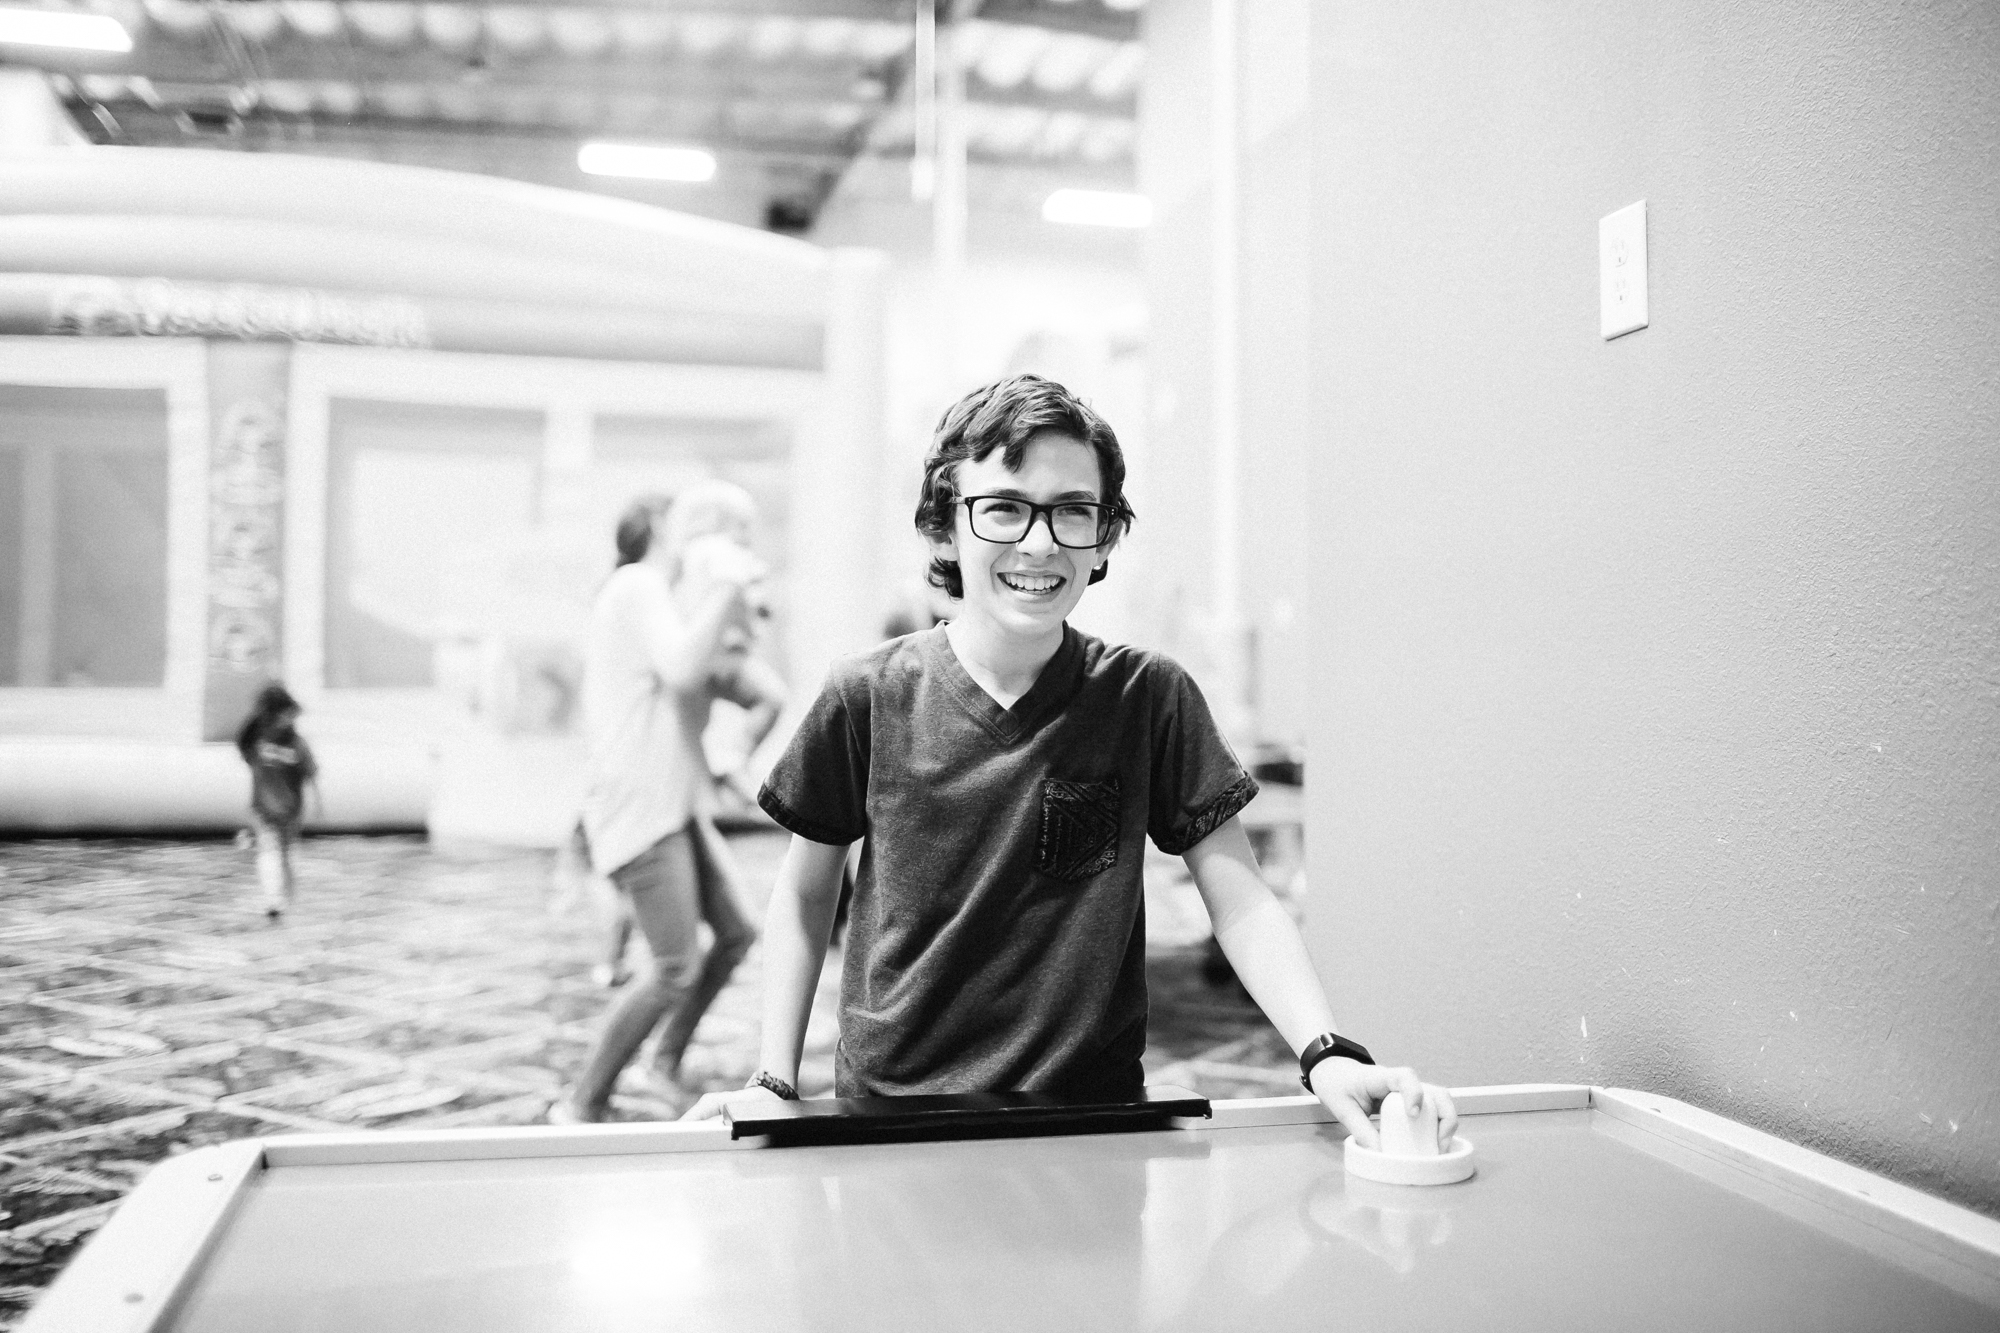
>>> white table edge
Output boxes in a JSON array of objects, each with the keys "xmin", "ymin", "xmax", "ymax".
[
  {"xmin": 19, "ymin": 1084, "xmax": 1997, "ymax": 1333},
  {"xmin": 17, "ymin": 1139, "xmax": 262, "ymax": 1333},
  {"xmin": 1590, "ymin": 1085, "xmax": 2000, "ymax": 1278}
]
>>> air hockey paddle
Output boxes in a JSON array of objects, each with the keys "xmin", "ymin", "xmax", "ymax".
[{"xmin": 1344, "ymin": 1090, "xmax": 1477, "ymax": 1185}]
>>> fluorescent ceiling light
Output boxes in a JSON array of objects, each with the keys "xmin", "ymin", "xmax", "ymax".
[
  {"xmin": 1042, "ymin": 189, "xmax": 1151, "ymax": 229},
  {"xmin": 577, "ymin": 141, "xmax": 716, "ymax": 183},
  {"xmin": 0, "ymin": 6, "xmax": 132, "ymax": 52}
]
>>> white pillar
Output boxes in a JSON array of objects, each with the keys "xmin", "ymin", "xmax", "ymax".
[
  {"xmin": 1209, "ymin": 0, "xmax": 1249, "ymax": 732},
  {"xmin": 540, "ymin": 403, "xmax": 594, "ymax": 524},
  {"xmin": 932, "ymin": 11, "xmax": 969, "ymax": 389},
  {"xmin": 787, "ymin": 248, "xmax": 890, "ymax": 692},
  {"xmin": 911, "ymin": 2, "xmax": 937, "ymax": 203},
  {"xmin": 16, "ymin": 446, "xmax": 55, "ymax": 686}
]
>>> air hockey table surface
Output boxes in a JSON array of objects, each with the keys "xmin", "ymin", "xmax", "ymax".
[{"xmin": 22, "ymin": 1083, "xmax": 2000, "ymax": 1332}]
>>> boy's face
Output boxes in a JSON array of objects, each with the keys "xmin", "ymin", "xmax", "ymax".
[{"xmin": 934, "ymin": 430, "xmax": 1115, "ymax": 640}]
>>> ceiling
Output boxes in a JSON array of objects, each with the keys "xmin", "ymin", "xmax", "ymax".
[{"xmin": 11, "ymin": 0, "xmax": 1145, "ymax": 233}]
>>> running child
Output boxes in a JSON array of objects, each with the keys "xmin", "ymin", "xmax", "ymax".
[
  {"xmin": 233, "ymin": 682, "xmax": 320, "ymax": 920},
  {"xmin": 686, "ymin": 374, "xmax": 1455, "ymax": 1149}
]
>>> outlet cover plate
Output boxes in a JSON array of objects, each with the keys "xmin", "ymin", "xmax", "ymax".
[{"xmin": 1600, "ymin": 200, "xmax": 1649, "ymax": 339}]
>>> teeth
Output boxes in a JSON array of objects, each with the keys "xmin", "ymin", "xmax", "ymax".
[{"xmin": 1001, "ymin": 572, "xmax": 1060, "ymax": 593}]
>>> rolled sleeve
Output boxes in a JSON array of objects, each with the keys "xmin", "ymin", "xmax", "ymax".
[
  {"xmin": 757, "ymin": 674, "xmax": 869, "ymax": 846},
  {"xmin": 1147, "ymin": 666, "xmax": 1259, "ymax": 856}
]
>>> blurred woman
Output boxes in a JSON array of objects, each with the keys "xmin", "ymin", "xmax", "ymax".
[
  {"xmin": 557, "ymin": 496, "xmax": 671, "ymax": 987},
  {"xmin": 553, "ymin": 481, "xmax": 783, "ymax": 1121}
]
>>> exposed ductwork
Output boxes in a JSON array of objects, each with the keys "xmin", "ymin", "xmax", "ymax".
[{"xmin": 14, "ymin": 0, "xmax": 1144, "ymax": 231}]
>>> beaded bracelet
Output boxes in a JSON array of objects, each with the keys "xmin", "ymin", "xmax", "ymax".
[{"xmin": 745, "ymin": 1070, "xmax": 800, "ymax": 1101}]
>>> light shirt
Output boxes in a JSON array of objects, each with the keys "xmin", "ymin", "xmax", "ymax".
[{"xmin": 580, "ymin": 563, "xmax": 712, "ymax": 875}]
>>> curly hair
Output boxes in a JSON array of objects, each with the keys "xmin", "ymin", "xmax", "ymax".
[{"xmin": 914, "ymin": 374, "xmax": 1135, "ymax": 599}]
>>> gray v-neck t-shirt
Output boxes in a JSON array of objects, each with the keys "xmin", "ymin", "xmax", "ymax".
[{"xmin": 759, "ymin": 624, "xmax": 1257, "ymax": 1099}]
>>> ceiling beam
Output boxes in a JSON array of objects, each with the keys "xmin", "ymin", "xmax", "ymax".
[
  {"xmin": 27, "ymin": 0, "xmax": 1133, "ymax": 34},
  {"xmin": 47, "ymin": 45, "xmax": 885, "ymax": 103},
  {"xmin": 68, "ymin": 99, "xmax": 1132, "ymax": 171},
  {"xmin": 43, "ymin": 49, "xmax": 1132, "ymax": 119},
  {"xmin": 83, "ymin": 103, "xmax": 867, "ymax": 165},
  {"xmin": 961, "ymin": 0, "xmax": 1137, "ymax": 42}
]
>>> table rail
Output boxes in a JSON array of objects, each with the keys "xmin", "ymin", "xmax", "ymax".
[
  {"xmin": 21, "ymin": 1083, "xmax": 2000, "ymax": 1332},
  {"xmin": 1183, "ymin": 1082, "xmax": 1592, "ymax": 1131},
  {"xmin": 19, "ymin": 1139, "xmax": 261, "ymax": 1333},
  {"xmin": 1593, "ymin": 1086, "xmax": 2000, "ymax": 1306}
]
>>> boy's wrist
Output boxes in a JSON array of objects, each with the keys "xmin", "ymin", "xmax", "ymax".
[
  {"xmin": 753, "ymin": 1053, "xmax": 802, "ymax": 1086},
  {"xmin": 745, "ymin": 1071, "xmax": 800, "ymax": 1101},
  {"xmin": 1299, "ymin": 1031, "xmax": 1375, "ymax": 1090}
]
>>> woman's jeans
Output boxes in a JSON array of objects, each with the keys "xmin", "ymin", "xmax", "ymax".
[{"xmin": 570, "ymin": 819, "xmax": 758, "ymax": 1111}]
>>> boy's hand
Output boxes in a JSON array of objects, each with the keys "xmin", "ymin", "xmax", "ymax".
[
  {"xmin": 1307, "ymin": 1058, "xmax": 1458, "ymax": 1152},
  {"xmin": 679, "ymin": 1084, "xmax": 786, "ymax": 1123}
]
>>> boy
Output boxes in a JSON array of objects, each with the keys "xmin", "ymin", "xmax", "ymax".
[{"xmin": 687, "ymin": 375, "xmax": 1452, "ymax": 1150}]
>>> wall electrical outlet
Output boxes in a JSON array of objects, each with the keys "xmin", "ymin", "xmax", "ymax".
[{"xmin": 1599, "ymin": 200, "xmax": 1648, "ymax": 339}]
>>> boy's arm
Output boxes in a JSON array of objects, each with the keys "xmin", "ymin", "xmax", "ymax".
[
  {"xmin": 682, "ymin": 833, "xmax": 849, "ymax": 1120},
  {"xmin": 1182, "ymin": 816, "xmax": 1457, "ymax": 1150}
]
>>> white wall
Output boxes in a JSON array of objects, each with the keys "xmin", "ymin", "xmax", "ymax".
[{"xmin": 1305, "ymin": 1, "xmax": 2000, "ymax": 1216}]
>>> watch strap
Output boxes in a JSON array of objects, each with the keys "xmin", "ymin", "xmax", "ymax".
[{"xmin": 1298, "ymin": 1032, "xmax": 1375, "ymax": 1090}]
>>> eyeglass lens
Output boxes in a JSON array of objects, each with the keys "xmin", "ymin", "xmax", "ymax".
[{"xmin": 966, "ymin": 497, "xmax": 1108, "ymax": 548}]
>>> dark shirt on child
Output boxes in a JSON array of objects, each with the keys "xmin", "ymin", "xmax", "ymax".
[
  {"xmin": 759, "ymin": 624, "xmax": 1256, "ymax": 1100},
  {"xmin": 236, "ymin": 725, "xmax": 316, "ymax": 828}
]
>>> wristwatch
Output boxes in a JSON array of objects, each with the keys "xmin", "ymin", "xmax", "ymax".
[
  {"xmin": 1298, "ymin": 1032, "xmax": 1375, "ymax": 1091},
  {"xmin": 745, "ymin": 1070, "xmax": 800, "ymax": 1101}
]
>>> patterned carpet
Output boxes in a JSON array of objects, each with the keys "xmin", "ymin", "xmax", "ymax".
[{"xmin": 0, "ymin": 832, "xmax": 1292, "ymax": 1328}]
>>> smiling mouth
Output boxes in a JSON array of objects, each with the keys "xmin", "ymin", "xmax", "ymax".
[{"xmin": 998, "ymin": 571, "xmax": 1064, "ymax": 595}]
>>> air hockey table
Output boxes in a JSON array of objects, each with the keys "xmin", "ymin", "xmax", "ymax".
[{"xmin": 22, "ymin": 1084, "xmax": 2000, "ymax": 1332}]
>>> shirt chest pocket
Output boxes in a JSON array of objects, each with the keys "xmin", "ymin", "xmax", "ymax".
[{"xmin": 1036, "ymin": 778, "xmax": 1122, "ymax": 882}]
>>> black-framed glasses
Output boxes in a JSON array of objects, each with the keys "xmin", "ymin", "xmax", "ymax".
[{"xmin": 961, "ymin": 495, "xmax": 1114, "ymax": 549}]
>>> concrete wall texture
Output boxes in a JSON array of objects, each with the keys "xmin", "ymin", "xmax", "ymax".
[{"xmin": 1303, "ymin": 2, "xmax": 2000, "ymax": 1215}]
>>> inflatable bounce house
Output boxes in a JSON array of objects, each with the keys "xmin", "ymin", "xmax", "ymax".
[{"xmin": 0, "ymin": 145, "xmax": 886, "ymax": 838}]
